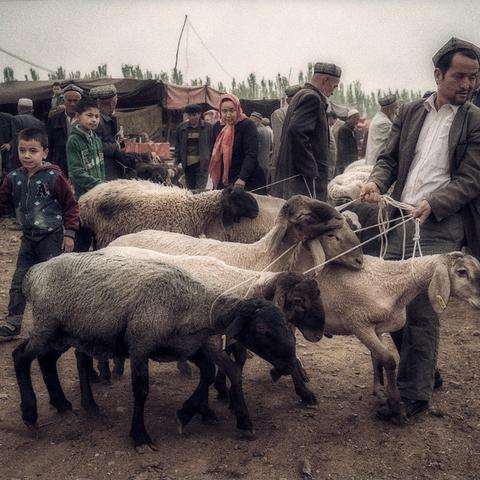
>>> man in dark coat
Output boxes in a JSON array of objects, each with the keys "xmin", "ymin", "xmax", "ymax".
[
  {"xmin": 273, "ymin": 62, "xmax": 341, "ymax": 201},
  {"xmin": 90, "ymin": 84, "xmax": 136, "ymax": 181},
  {"xmin": 174, "ymin": 104, "xmax": 213, "ymax": 189},
  {"xmin": 1, "ymin": 98, "xmax": 44, "ymax": 171},
  {"xmin": 361, "ymin": 37, "xmax": 480, "ymax": 420},
  {"xmin": 47, "ymin": 84, "xmax": 83, "ymax": 177},
  {"xmin": 0, "ymin": 112, "xmax": 13, "ymax": 177},
  {"xmin": 336, "ymin": 108, "xmax": 360, "ymax": 175}
]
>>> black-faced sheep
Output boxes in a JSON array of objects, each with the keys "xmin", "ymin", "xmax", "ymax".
[
  {"xmin": 78, "ymin": 181, "xmax": 260, "ymax": 248},
  {"xmin": 12, "ymin": 252, "xmax": 297, "ymax": 449}
]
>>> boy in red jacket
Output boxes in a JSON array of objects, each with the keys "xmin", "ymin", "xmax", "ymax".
[{"xmin": 0, "ymin": 128, "xmax": 79, "ymax": 337}]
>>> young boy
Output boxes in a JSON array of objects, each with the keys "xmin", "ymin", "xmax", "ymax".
[
  {"xmin": 66, "ymin": 97, "xmax": 105, "ymax": 252},
  {"xmin": 48, "ymin": 82, "xmax": 64, "ymax": 118},
  {"xmin": 66, "ymin": 97, "xmax": 105, "ymax": 199},
  {"xmin": 0, "ymin": 128, "xmax": 79, "ymax": 337}
]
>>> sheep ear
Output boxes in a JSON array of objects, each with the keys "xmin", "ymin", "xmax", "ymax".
[
  {"xmin": 266, "ymin": 203, "xmax": 290, "ymax": 253},
  {"xmin": 428, "ymin": 261, "xmax": 451, "ymax": 315},
  {"xmin": 221, "ymin": 187, "xmax": 234, "ymax": 228},
  {"xmin": 308, "ymin": 239, "xmax": 326, "ymax": 273},
  {"xmin": 225, "ymin": 311, "xmax": 248, "ymax": 340}
]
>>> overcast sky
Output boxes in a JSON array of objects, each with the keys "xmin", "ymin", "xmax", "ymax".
[{"xmin": 1, "ymin": 0, "xmax": 479, "ymax": 94}]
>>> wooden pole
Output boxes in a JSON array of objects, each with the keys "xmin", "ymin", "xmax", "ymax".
[{"xmin": 174, "ymin": 15, "xmax": 188, "ymax": 83}]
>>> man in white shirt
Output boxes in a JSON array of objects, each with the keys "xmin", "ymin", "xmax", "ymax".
[
  {"xmin": 361, "ymin": 37, "xmax": 480, "ymax": 420},
  {"xmin": 364, "ymin": 94, "xmax": 398, "ymax": 165}
]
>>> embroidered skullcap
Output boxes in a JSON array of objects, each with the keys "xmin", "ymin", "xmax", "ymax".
[
  {"xmin": 313, "ymin": 62, "xmax": 342, "ymax": 78},
  {"xmin": 432, "ymin": 37, "xmax": 480, "ymax": 66},
  {"xmin": 17, "ymin": 98, "xmax": 33, "ymax": 108},
  {"xmin": 63, "ymin": 84, "xmax": 84, "ymax": 95},
  {"xmin": 285, "ymin": 85, "xmax": 302, "ymax": 97},
  {"xmin": 378, "ymin": 94, "xmax": 397, "ymax": 107},
  {"xmin": 89, "ymin": 84, "xmax": 117, "ymax": 100}
]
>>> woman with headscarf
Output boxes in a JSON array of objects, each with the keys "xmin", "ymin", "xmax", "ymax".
[{"xmin": 209, "ymin": 94, "xmax": 266, "ymax": 193}]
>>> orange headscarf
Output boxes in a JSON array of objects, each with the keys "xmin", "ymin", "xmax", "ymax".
[{"xmin": 208, "ymin": 93, "xmax": 247, "ymax": 187}]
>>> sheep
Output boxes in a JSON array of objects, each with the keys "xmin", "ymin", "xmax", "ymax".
[
  {"xmin": 317, "ymin": 252, "xmax": 480, "ymax": 421},
  {"xmin": 104, "ymin": 246, "xmax": 325, "ymax": 405},
  {"xmin": 78, "ymin": 180, "xmax": 260, "ymax": 248},
  {"xmin": 327, "ymin": 164, "xmax": 373, "ymax": 204},
  {"xmin": 12, "ymin": 252, "xmax": 300, "ymax": 449},
  {"xmin": 110, "ymin": 195, "xmax": 364, "ymax": 273}
]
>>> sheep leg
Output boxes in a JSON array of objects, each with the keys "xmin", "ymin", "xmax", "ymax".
[
  {"xmin": 176, "ymin": 350, "xmax": 218, "ymax": 433},
  {"xmin": 79, "ymin": 352, "xmax": 99, "ymax": 383},
  {"xmin": 12, "ymin": 340, "xmax": 38, "ymax": 427},
  {"xmin": 38, "ymin": 349, "xmax": 72, "ymax": 413},
  {"xmin": 74, "ymin": 350, "xmax": 99, "ymax": 412},
  {"xmin": 213, "ymin": 352, "xmax": 254, "ymax": 438},
  {"xmin": 371, "ymin": 351, "xmax": 387, "ymax": 403},
  {"xmin": 213, "ymin": 370, "xmax": 229, "ymax": 402},
  {"xmin": 176, "ymin": 360, "xmax": 193, "ymax": 378},
  {"xmin": 129, "ymin": 356, "xmax": 154, "ymax": 449},
  {"xmin": 291, "ymin": 359, "xmax": 317, "ymax": 405},
  {"xmin": 112, "ymin": 357, "xmax": 125, "ymax": 378},
  {"xmin": 354, "ymin": 328, "xmax": 406, "ymax": 422},
  {"xmin": 97, "ymin": 359, "xmax": 112, "ymax": 384}
]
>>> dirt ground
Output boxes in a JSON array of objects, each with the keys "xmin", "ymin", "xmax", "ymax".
[{"xmin": 0, "ymin": 217, "xmax": 479, "ymax": 480}]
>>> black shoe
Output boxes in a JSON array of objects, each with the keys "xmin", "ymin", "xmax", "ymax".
[
  {"xmin": 403, "ymin": 399, "xmax": 429, "ymax": 418},
  {"xmin": 434, "ymin": 370, "xmax": 443, "ymax": 390},
  {"xmin": 0, "ymin": 322, "xmax": 21, "ymax": 338}
]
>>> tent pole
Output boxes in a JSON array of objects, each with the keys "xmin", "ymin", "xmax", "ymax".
[{"xmin": 174, "ymin": 15, "xmax": 188, "ymax": 83}]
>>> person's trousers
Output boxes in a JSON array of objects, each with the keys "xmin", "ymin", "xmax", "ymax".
[
  {"xmin": 385, "ymin": 213, "xmax": 464, "ymax": 401},
  {"xmin": 7, "ymin": 230, "xmax": 63, "ymax": 327},
  {"xmin": 184, "ymin": 162, "xmax": 207, "ymax": 190}
]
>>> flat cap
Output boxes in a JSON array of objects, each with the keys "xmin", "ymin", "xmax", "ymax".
[
  {"xmin": 285, "ymin": 84, "xmax": 302, "ymax": 97},
  {"xmin": 347, "ymin": 108, "xmax": 360, "ymax": 118},
  {"xmin": 314, "ymin": 62, "xmax": 342, "ymax": 78},
  {"xmin": 432, "ymin": 37, "xmax": 480, "ymax": 66},
  {"xmin": 184, "ymin": 103, "xmax": 202, "ymax": 114},
  {"xmin": 378, "ymin": 94, "xmax": 397, "ymax": 107},
  {"xmin": 17, "ymin": 98, "xmax": 33, "ymax": 108},
  {"xmin": 250, "ymin": 111, "xmax": 263, "ymax": 121},
  {"xmin": 63, "ymin": 84, "xmax": 84, "ymax": 95},
  {"xmin": 89, "ymin": 84, "xmax": 117, "ymax": 100}
]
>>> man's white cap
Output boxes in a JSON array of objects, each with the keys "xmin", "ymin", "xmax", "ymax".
[
  {"xmin": 18, "ymin": 98, "xmax": 33, "ymax": 108},
  {"xmin": 347, "ymin": 108, "xmax": 360, "ymax": 117}
]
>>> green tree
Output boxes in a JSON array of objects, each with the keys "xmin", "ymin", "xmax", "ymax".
[
  {"xmin": 3, "ymin": 66, "xmax": 15, "ymax": 82},
  {"xmin": 48, "ymin": 66, "xmax": 66, "ymax": 80},
  {"xmin": 29, "ymin": 68, "xmax": 40, "ymax": 81}
]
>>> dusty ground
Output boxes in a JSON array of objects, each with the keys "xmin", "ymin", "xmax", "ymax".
[{"xmin": 0, "ymin": 217, "xmax": 479, "ymax": 480}]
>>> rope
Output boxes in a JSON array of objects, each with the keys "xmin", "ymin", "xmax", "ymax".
[
  {"xmin": 248, "ymin": 174, "xmax": 301, "ymax": 193},
  {"xmin": 302, "ymin": 215, "xmax": 414, "ymax": 275},
  {"xmin": 354, "ymin": 213, "xmax": 413, "ymax": 233},
  {"xmin": 335, "ymin": 197, "xmax": 360, "ymax": 211},
  {"xmin": 303, "ymin": 176, "xmax": 313, "ymax": 198}
]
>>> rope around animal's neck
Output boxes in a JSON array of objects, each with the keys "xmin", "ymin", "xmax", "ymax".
[{"xmin": 248, "ymin": 174, "xmax": 302, "ymax": 193}]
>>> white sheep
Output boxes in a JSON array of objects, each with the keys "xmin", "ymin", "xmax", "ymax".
[
  {"xmin": 13, "ymin": 252, "xmax": 298, "ymax": 449},
  {"xmin": 327, "ymin": 164, "xmax": 373, "ymax": 204},
  {"xmin": 317, "ymin": 252, "xmax": 480, "ymax": 421},
  {"xmin": 104, "ymin": 246, "xmax": 325, "ymax": 405},
  {"xmin": 78, "ymin": 180, "xmax": 260, "ymax": 248},
  {"xmin": 110, "ymin": 195, "xmax": 364, "ymax": 272}
]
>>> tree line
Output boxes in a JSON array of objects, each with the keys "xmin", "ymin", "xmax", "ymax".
[{"xmin": 2, "ymin": 62, "xmax": 422, "ymax": 118}]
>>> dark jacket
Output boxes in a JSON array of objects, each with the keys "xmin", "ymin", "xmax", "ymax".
[
  {"xmin": 47, "ymin": 111, "xmax": 70, "ymax": 176},
  {"xmin": 95, "ymin": 112, "xmax": 125, "ymax": 180},
  {"xmin": 0, "ymin": 162, "xmax": 79, "ymax": 240},
  {"xmin": 273, "ymin": 83, "xmax": 329, "ymax": 200},
  {"xmin": 212, "ymin": 118, "xmax": 266, "ymax": 192},
  {"xmin": 336, "ymin": 123, "xmax": 358, "ymax": 175},
  {"xmin": 175, "ymin": 119, "xmax": 213, "ymax": 188},
  {"xmin": 8, "ymin": 113, "xmax": 45, "ymax": 171},
  {"xmin": 370, "ymin": 99, "xmax": 480, "ymax": 258}
]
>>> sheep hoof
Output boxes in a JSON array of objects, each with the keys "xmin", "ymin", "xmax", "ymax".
[
  {"xmin": 302, "ymin": 398, "xmax": 318, "ymax": 408},
  {"xmin": 24, "ymin": 421, "xmax": 40, "ymax": 439},
  {"xmin": 239, "ymin": 429, "xmax": 256, "ymax": 441},
  {"xmin": 201, "ymin": 408, "xmax": 219, "ymax": 425},
  {"xmin": 135, "ymin": 443, "xmax": 157, "ymax": 454},
  {"xmin": 175, "ymin": 411, "xmax": 188, "ymax": 435}
]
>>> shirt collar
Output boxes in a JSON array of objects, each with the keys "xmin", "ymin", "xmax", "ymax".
[{"xmin": 423, "ymin": 93, "xmax": 460, "ymax": 114}]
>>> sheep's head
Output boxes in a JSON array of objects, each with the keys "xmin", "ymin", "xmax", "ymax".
[
  {"xmin": 221, "ymin": 187, "xmax": 259, "ymax": 227},
  {"xmin": 264, "ymin": 272, "xmax": 324, "ymax": 342},
  {"xmin": 135, "ymin": 162, "xmax": 169, "ymax": 184},
  {"xmin": 428, "ymin": 252, "xmax": 480, "ymax": 314},
  {"xmin": 318, "ymin": 220, "xmax": 364, "ymax": 270},
  {"xmin": 225, "ymin": 298, "xmax": 296, "ymax": 376}
]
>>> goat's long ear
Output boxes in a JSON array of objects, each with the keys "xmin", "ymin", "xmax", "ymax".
[
  {"xmin": 428, "ymin": 261, "xmax": 451, "ymax": 315},
  {"xmin": 266, "ymin": 203, "xmax": 290, "ymax": 253},
  {"xmin": 308, "ymin": 238, "xmax": 326, "ymax": 274}
]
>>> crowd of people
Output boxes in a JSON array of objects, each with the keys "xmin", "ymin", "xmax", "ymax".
[{"xmin": 1, "ymin": 36, "xmax": 480, "ymax": 423}]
